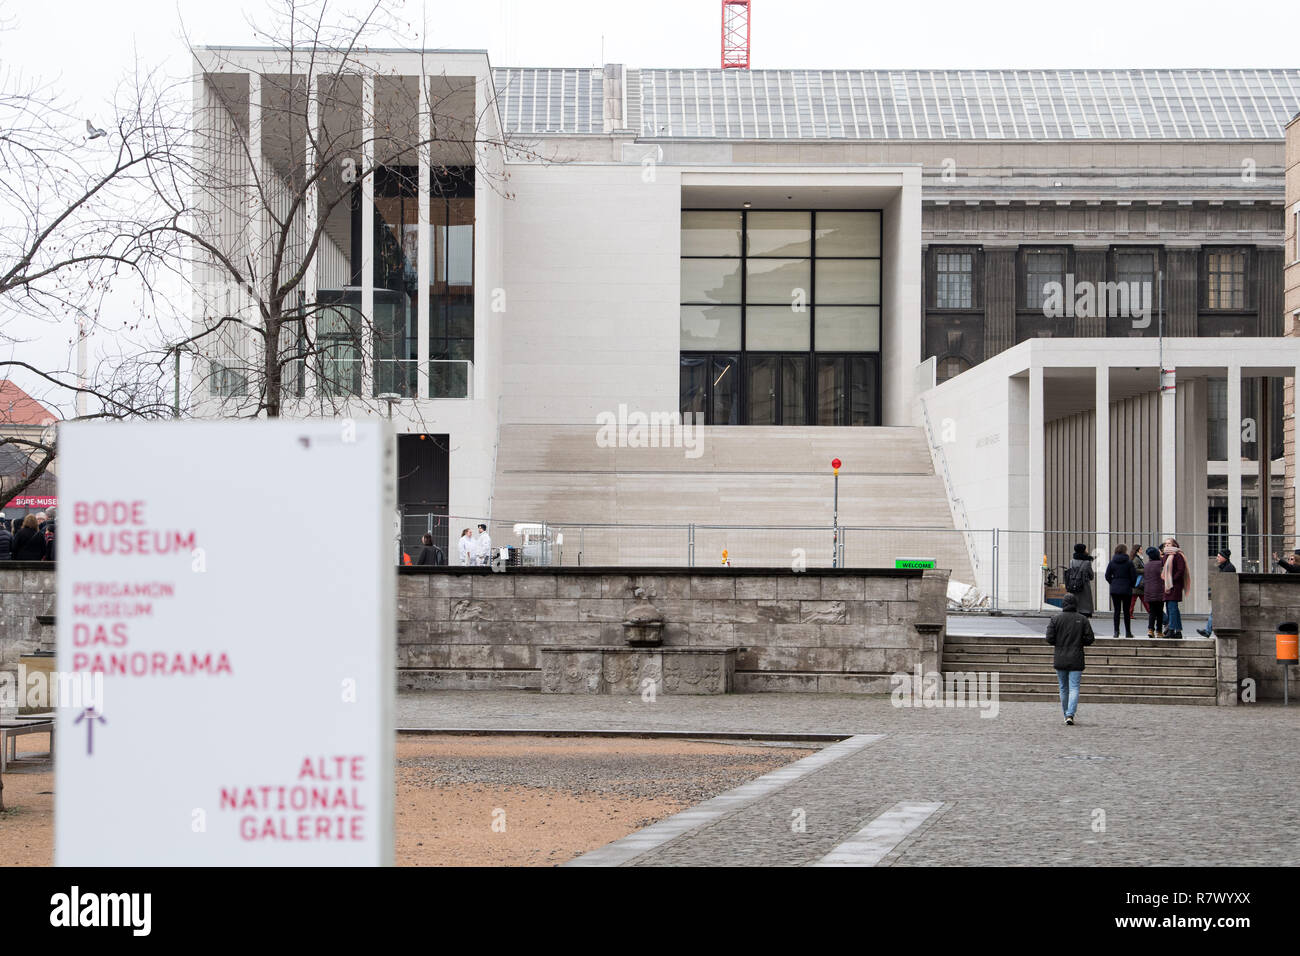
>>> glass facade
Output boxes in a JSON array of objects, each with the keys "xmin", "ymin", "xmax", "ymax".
[
  {"xmin": 680, "ymin": 209, "xmax": 881, "ymax": 425},
  {"xmin": 315, "ymin": 165, "xmax": 474, "ymax": 400}
]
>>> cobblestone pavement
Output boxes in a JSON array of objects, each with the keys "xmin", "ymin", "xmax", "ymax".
[{"xmin": 398, "ymin": 691, "xmax": 1300, "ymax": 865}]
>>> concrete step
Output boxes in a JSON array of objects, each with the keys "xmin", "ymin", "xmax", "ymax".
[
  {"xmin": 980, "ymin": 673, "xmax": 1217, "ymax": 689},
  {"xmin": 997, "ymin": 692, "xmax": 1217, "ymax": 705},
  {"xmin": 945, "ymin": 636, "xmax": 1214, "ymax": 651},
  {"xmin": 990, "ymin": 680, "xmax": 1216, "ymax": 697},
  {"xmin": 944, "ymin": 643, "xmax": 1214, "ymax": 659},
  {"xmin": 942, "ymin": 660, "xmax": 1217, "ymax": 678}
]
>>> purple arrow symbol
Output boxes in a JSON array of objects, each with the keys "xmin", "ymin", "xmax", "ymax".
[{"xmin": 74, "ymin": 708, "xmax": 106, "ymax": 755}]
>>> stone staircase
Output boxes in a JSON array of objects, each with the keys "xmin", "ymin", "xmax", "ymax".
[
  {"xmin": 490, "ymin": 424, "xmax": 974, "ymax": 576},
  {"xmin": 942, "ymin": 635, "xmax": 1218, "ymax": 705}
]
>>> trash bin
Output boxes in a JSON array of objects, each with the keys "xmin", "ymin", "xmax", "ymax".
[{"xmin": 1278, "ymin": 622, "xmax": 1299, "ymax": 664}]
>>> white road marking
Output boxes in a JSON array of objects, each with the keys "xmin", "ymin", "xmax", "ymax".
[
  {"xmin": 565, "ymin": 733, "xmax": 884, "ymax": 867},
  {"xmin": 811, "ymin": 800, "xmax": 945, "ymax": 866}
]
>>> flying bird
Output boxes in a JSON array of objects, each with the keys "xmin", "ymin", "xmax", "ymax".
[{"xmin": 85, "ymin": 119, "xmax": 107, "ymax": 140}]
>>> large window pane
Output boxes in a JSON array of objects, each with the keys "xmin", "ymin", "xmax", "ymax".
[
  {"xmin": 681, "ymin": 305, "xmax": 741, "ymax": 350},
  {"xmin": 748, "ymin": 356, "xmax": 778, "ymax": 424},
  {"xmin": 747, "ymin": 306, "xmax": 810, "ymax": 350},
  {"xmin": 747, "ymin": 211, "xmax": 812, "ymax": 256},
  {"xmin": 935, "ymin": 252, "xmax": 973, "ymax": 308},
  {"xmin": 817, "ymin": 259, "xmax": 880, "ymax": 304},
  {"xmin": 746, "ymin": 258, "xmax": 810, "ymax": 303},
  {"xmin": 682, "ymin": 211, "xmax": 742, "ymax": 257},
  {"xmin": 816, "ymin": 357, "xmax": 847, "ymax": 425},
  {"xmin": 816, "ymin": 306, "xmax": 880, "ymax": 351},
  {"xmin": 782, "ymin": 357, "xmax": 808, "ymax": 425},
  {"xmin": 680, "ymin": 356, "xmax": 707, "ymax": 417},
  {"xmin": 681, "ymin": 258, "xmax": 743, "ymax": 303},
  {"xmin": 849, "ymin": 356, "xmax": 878, "ymax": 426},
  {"xmin": 816, "ymin": 211, "xmax": 880, "ymax": 256},
  {"xmin": 712, "ymin": 355, "xmax": 740, "ymax": 424},
  {"xmin": 1024, "ymin": 251, "xmax": 1066, "ymax": 309}
]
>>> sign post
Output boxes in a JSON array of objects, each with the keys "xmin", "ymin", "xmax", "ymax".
[
  {"xmin": 831, "ymin": 458, "xmax": 841, "ymax": 569},
  {"xmin": 56, "ymin": 420, "xmax": 395, "ymax": 865}
]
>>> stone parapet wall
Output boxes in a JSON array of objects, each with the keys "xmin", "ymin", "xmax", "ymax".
[
  {"xmin": 396, "ymin": 566, "xmax": 949, "ymax": 693},
  {"xmin": 0, "ymin": 564, "xmax": 951, "ymax": 695},
  {"xmin": 1210, "ymin": 572, "xmax": 1300, "ymax": 701},
  {"xmin": 0, "ymin": 562, "xmax": 55, "ymax": 667}
]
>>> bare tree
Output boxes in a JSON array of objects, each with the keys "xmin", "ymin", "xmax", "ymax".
[
  {"xmin": 152, "ymin": 0, "xmax": 539, "ymax": 421},
  {"xmin": 0, "ymin": 45, "xmax": 183, "ymax": 505}
]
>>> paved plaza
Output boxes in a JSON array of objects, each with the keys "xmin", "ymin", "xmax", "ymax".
[{"xmin": 398, "ymin": 690, "xmax": 1300, "ymax": 866}]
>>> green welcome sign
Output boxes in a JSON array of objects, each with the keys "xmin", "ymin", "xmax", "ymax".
[{"xmin": 895, "ymin": 558, "xmax": 937, "ymax": 570}]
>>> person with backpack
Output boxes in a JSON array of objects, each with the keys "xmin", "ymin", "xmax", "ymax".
[
  {"xmin": 1046, "ymin": 592, "xmax": 1095, "ymax": 725},
  {"xmin": 1104, "ymin": 544, "xmax": 1138, "ymax": 638},
  {"xmin": 1064, "ymin": 543, "xmax": 1095, "ymax": 617}
]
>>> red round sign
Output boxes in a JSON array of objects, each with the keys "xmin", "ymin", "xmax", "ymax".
[{"xmin": 831, "ymin": 458, "xmax": 841, "ymax": 469}]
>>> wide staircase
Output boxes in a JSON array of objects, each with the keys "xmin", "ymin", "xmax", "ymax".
[
  {"xmin": 490, "ymin": 424, "xmax": 975, "ymax": 576},
  {"xmin": 942, "ymin": 635, "xmax": 1217, "ymax": 705}
]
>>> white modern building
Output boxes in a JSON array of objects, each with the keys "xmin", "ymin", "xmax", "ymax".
[{"xmin": 188, "ymin": 48, "xmax": 1300, "ymax": 609}]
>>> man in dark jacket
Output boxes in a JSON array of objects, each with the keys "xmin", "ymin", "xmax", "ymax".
[
  {"xmin": 0, "ymin": 519, "xmax": 12, "ymax": 560},
  {"xmin": 1198, "ymin": 549, "xmax": 1236, "ymax": 637},
  {"xmin": 1046, "ymin": 592, "xmax": 1095, "ymax": 725}
]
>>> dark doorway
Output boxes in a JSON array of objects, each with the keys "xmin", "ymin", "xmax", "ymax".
[{"xmin": 398, "ymin": 433, "xmax": 450, "ymax": 561}]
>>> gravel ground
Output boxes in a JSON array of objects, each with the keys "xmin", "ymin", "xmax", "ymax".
[
  {"xmin": 396, "ymin": 735, "xmax": 812, "ymax": 866},
  {"xmin": 0, "ymin": 734, "xmax": 811, "ymax": 867}
]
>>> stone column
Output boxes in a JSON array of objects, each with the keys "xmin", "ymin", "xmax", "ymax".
[
  {"xmin": 1096, "ymin": 365, "xmax": 1111, "ymax": 559},
  {"xmin": 1160, "ymin": 365, "xmax": 1177, "ymax": 535},
  {"xmin": 1228, "ymin": 364, "xmax": 1243, "ymax": 563}
]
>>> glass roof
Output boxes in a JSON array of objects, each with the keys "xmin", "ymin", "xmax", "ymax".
[{"xmin": 492, "ymin": 68, "xmax": 1300, "ymax": 140}]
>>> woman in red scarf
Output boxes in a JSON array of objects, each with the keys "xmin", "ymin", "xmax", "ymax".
[{"xmin": 1160, "ymin": 537, "xmax": 1190, "ymax": 639}]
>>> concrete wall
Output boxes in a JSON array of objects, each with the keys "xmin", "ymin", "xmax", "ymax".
[
  {"xmin": 0, "ymin": 562, "xmax": 55, "ymax": 673},
  {"xmin": 1210, "ymin": 571, "xmax": 1300, "ymax": 701},
  {"xmin": 500, "ymin": 162, "xmax": 681, "ymax": 425},
  {"xmin": 396, "ymin": 566, "xmax": 949, "ymax": 693}
]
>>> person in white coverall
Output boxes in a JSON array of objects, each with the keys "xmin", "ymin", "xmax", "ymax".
[
  {"xmin": 457, "ymin": 528, "xmax": 473, "ymax": 566},
  {"xmin": 475, "ymin": 523, "xmax": 493, "ymax": 566}
]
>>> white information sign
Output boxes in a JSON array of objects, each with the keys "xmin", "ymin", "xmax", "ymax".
[{"xmin": 55, "ymin": 420, "xmax": 395, "ymax": 865}]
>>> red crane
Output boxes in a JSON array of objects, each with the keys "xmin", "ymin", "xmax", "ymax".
[{"xmin": 721, "ymin": 0, "xmax": 750, "ymax": 70}]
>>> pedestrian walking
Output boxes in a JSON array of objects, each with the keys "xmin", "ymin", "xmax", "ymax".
[
  {"xmin": 1104, "ymin": 544, "xmax": 1138, "ymax": 637},
  {"xmin": 1064, "ymin": 543, "xmax": 1095, "ymax": 617},
  {"xmin": 1160, "ymin": 537, "xmax": 1190, "ymax": 639},
  {"xmin": 1197, "ymin": 549, "xmax": 1235, "ymax": 637},
  {"xmin": 0, "ymin": 517, "xmax": 12, "ymax": 560},
  {"xmin": 1046, "ymin": 592, "xmax": 1095, "ymax": 725},
  {"xmin": 12, "ymin": 514, "xmax": 47, "ymax": 561}
]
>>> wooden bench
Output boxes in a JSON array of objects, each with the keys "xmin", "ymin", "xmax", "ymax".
[{"xmin": 1, "ymin": 717, "xmax": 54, "ymax": 771}]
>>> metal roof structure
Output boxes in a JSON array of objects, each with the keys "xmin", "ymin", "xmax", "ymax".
[{"xmin": 492, "ymin": 68, "xmax": 1300, "ymax": 140}]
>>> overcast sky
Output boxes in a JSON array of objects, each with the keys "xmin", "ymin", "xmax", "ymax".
[{"xmin": 2, "ymin": 0, "xmax": 1297, "ymax": 415}]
